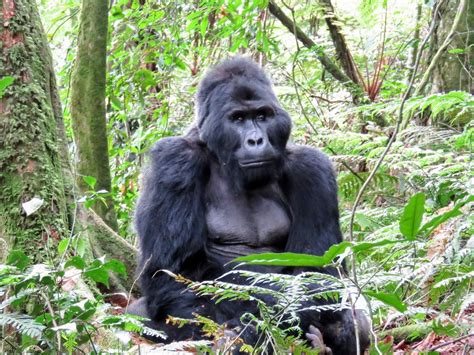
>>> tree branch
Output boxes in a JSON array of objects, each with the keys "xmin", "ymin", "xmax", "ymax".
[
  {"xmin": 268, "ymin": 0, "xmax": 363, "ymax": 98},
  {"xmin": 318, "ymin": 0, "xmax": 362, "ymax": 86}
]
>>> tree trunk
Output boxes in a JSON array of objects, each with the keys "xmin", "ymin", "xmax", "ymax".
[
  {"xmin": 70, "ymin": 0, "xmax": 118, "ymax": 231},
  {"xmin": 405, "ymin": 0, "xmax": 423, "ymax": 84},
  {"xmin": 427, "ymin": 0, "xmax": 472, "ymax": 93},
  {"xmin": 0, "ymin": 0, "xmax": 72, "ymax": 262},
  {"xmin": 318, "ymin": 0, "xmax": 362, "ymax": 86},
  {"xmin": 0, "ymin": 0, "xmax": 136, "ymax": 290}
]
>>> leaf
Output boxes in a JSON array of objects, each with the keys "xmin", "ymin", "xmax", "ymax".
[
  {"xmin": 84, "ymin": 268, "xmax": 110, "ymax": 287},
  {"xmin": 200, "ymin": 15, "xmax": 208, "ymax": 37},
  {"xmin": 352, "ymin": 238, "xmax": 406, "ymax": 252},
  {"xmin": 447, "ymin": 48, "xmax": 464, "ymax": 54},
  {"xmin": 103, "ymin": 259, "xmax": 127, "ymax": 276},
  {"xmin": 64, "ymin": 256, "xmax": 86, "ymax": 270},
  {"xmin": 364, "ymin": 291, "xmax": 407, "ymax": 312},
  {"xmin": 6, "ymin": 250, "xmax": 30, "ymax": 270},
  {"xmin": 58, "ymin": 238, "xmax": 70, "ymax": 255},
  {"xmin": 233, "ymin": 241, "xmax": 352, "ymax": 267},
  {"xmin": 21, "ymin": 197, "xmax": 44, "ymax": 216},
  {"xmin": 0, "ymin": 76, "xmax": 14, "ymax": 98},
  {"xmin": 399, "ymin": 192, "xmax": 425, "ymax": 240},
  {"xmin": 419, "ymin": 195, "xmax": 473, "ymax": 237},
  {"xmin": 82, "ymin": 176, "xmax": 96, "ymax": 189}
]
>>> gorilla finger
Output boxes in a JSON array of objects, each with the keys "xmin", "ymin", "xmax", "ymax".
[{"xmin": 306, "ymin": 332, "xmax": 323, "ymax": 347}]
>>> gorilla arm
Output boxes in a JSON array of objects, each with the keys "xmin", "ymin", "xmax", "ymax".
[
  {"xmin": 282, "ymin": 145, "xmax": 343, "ymax": 258},
  {"xmin": 134, "ymin": 136, "xmax": 210, "ymax": 324},
  {"xmin": 281, "ymin": 146, "xmax": 370, "ymax": 354}
]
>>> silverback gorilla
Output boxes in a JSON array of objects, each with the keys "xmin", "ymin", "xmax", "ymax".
[{"xmin": 130, "ymin": 57, "xmax": 369, "ymax": 354}]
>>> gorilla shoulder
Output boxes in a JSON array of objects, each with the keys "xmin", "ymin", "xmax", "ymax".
[
  {"xmin": 145, "ymin": 133, "xmax": 208, "ymax": 189},
  {"xmin": 285, "ymin": 144, "xmax": 337, "ymax": 184}
]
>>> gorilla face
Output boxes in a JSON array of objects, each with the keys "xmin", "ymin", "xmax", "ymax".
[{"xmin": 197, "ymin": 61, "xmax": 291, "ymax": 189}]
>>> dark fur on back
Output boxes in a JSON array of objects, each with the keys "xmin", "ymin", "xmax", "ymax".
[{"xmin": 132, "ymin": 57, "xmax": 369, "ymax": 354}]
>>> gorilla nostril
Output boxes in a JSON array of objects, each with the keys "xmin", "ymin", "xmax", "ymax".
[
  {"xmin": 256, "ymin": 137, "xmax": 263, "ymax": 145},
  {"xmin": 248, "ymin": 139, "xmax": 256, "ymax": 146}
]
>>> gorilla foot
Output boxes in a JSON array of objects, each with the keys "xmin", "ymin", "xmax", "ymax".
[{"xmin": 306, "ymin": 325, "xmax": 333, "ymax": 355}]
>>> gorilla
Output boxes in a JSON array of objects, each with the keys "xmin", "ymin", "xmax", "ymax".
[{"xmin": 130, "ymin": 57, "xmax": 369, "ymax": 354}]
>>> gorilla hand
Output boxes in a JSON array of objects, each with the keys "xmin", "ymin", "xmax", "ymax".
[{"xmin": 306, "ymin": 325, "xmax": 333, "ymax": 355}]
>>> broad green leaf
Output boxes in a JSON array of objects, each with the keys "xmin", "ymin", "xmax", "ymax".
[
  {"xmin": 352, "ymin": 238, "xmax": 406, "ymax": 252},
  {"xmin": 399, "ymin": 192, "xmax": 425, "ymax": 240},
  {"xmin": 104, "ymin": 259, "xmax": 127, "ymax": 276},
  {"xmin": 6, "ymin": 250, "xmax": 30, "ymax": 270},
  {"xmin": 200, "ymin": 15, "xmax": 208, "ymax": 37},
  {"xmin": 0, "ymin": 76, "xmax": 14, "ymax": 98},
  {"xmin": 82, "ymin": 175, "xmax": 97, "ymax": 189},
  {"xmin": 84, "ymin": 268, "xmax": 110, "ymax": 287},
  {"xmin": 64, "ymin": 256, "xmax": 86, "ymax": 270},
  {"xmin": 233, "ymin": 241, "xmax": 352, "ymax": 267},
  {"xmin": 448, "ymin": 48, "xmax": 464, "ymax": 54},
  {"xmin": 58, "ymin": 238, "xmax": 70, "ymax": 255},
  {"xmin": 365, "ymin": 291, "xmax": 407, "ymax": 312}
]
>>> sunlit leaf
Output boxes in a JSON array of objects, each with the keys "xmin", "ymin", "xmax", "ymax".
[
  {"xmin": 365, "ymin": 291, "xmax": 407, "ymax": 312},
  {"xmin": 399, "ymin": 192, "xmax": 425, "ymax": 240}
]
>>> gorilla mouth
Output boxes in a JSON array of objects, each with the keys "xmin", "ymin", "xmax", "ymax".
[{"xmin": 239, "ymin": 159, "xmax": 274, "ymax": 168}]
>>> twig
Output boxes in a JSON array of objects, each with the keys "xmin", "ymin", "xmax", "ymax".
[
  {"xmin": 289, "ymin": 43, "xmax": 365, "ymax": 183},
  {"xmin": 427, "ymin": 333, "xmax": 473, "ymax": 351},
  {"xmin": 41, "ymin": 291, "xmax": 62, "ymax": 352},
  {"xmin": 125, "ymin": 254, "xmax": 152, "ymax": 313},
  {"xmin": 348, "ymin": 0, "xmax": 444, "ymax": 244},
  {"xmin": 348, "ymin": 0, "xmax": 444, "ymax": 286},
  {"xmin": 83, "ymin": 324, "xmax": 99, "ymax": 354}
]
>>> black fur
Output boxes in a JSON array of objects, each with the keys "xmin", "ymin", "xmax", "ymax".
[{"xmin": 132, "ymin": 58, "xmax": 369, "ymax": 353}]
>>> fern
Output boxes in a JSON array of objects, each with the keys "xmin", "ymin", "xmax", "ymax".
[
  {"xmin": 141, "ymin": 325, "xmax": 167, "ymax": 340},
  {"xmin": 0, "ymin": 313, "xmax": 45, "ymax": 339}
]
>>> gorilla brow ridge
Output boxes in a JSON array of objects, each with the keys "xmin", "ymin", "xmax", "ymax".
[{"xmin": 196, "ymin": 57, "xmax": 272, "ymax": 125}]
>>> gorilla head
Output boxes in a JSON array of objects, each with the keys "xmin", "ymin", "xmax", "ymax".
[{"xmin": 196, "ymin": 57, "xmax": 292, "ymax": 189}]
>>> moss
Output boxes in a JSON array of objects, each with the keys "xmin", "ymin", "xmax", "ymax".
[{"xmin": 0, "ymin": 0, "xmax": 70, "ymax": 261}]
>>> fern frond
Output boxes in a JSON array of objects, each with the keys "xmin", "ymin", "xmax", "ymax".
[{"xmin": 0, "ymin": 312, "xmax": 45, "ymax": 339}]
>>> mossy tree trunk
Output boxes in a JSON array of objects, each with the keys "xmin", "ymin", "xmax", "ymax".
[
  {"xmin": 428, "ymin": 0, "xmax": 472, "ymax": 93},
  {"xmin": 0, "ymin": 0, "xmax": 136, "ymax": 290},
  {"xmin": 0, "ymin": 0, "xmax": 72, "ymax": 262},
  {"xmin": 70, "ymin": 0, "xmax": 118, "ymax": 231}
]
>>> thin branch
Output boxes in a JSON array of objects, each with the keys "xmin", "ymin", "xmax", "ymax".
[
  {"xmin": 427, "ymin": 333, "xmax": 474, "ymax": 351},
  {"xmin": 347, "ymin": 0, "xmax": 444, "ymax": 281},
  {"xmin": 289, "ymin": 52, "xmax": 365, "ymax": 182},
  {"xmin": 41, "ymin": 291, "xmax": 62, "ymax": 352}
]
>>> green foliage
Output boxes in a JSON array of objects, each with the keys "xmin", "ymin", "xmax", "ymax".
[
  {"xmin": 0, "ymin": 249, "xmax": 141, "ymax": 353},
  {"xmin": 29, "ymin": 0, "xmax": 474, "ymax": 352},
  {"xmin": 353, "ymin": 91, "xmax": 474, "ymax": 126}
]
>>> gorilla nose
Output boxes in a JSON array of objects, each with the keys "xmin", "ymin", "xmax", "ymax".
[
  {"xmin": 245, "ymin": 132, "xmax": 265, "ymax": 149},
  {"xmin": 247, "ymin": 137, "xmax": 263, "ymax": 146}
]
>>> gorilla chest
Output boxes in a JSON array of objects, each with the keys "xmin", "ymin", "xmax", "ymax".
[{"xmin": 205, "ymin": 174, "xmax": 291, "ymax": 262}]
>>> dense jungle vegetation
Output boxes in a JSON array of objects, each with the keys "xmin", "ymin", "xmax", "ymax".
[{"xmin": 0, "ymin": 0, "xmax": 472, "ymax": 353}]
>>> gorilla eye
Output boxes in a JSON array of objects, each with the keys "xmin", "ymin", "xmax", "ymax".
[
  {"xmin": 230, "ymin": 112, "xmax": 245, "ymax": 122},
  {"xmin": 256, "ymin": 113, "xmax": 265, "ymax": 121}
]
